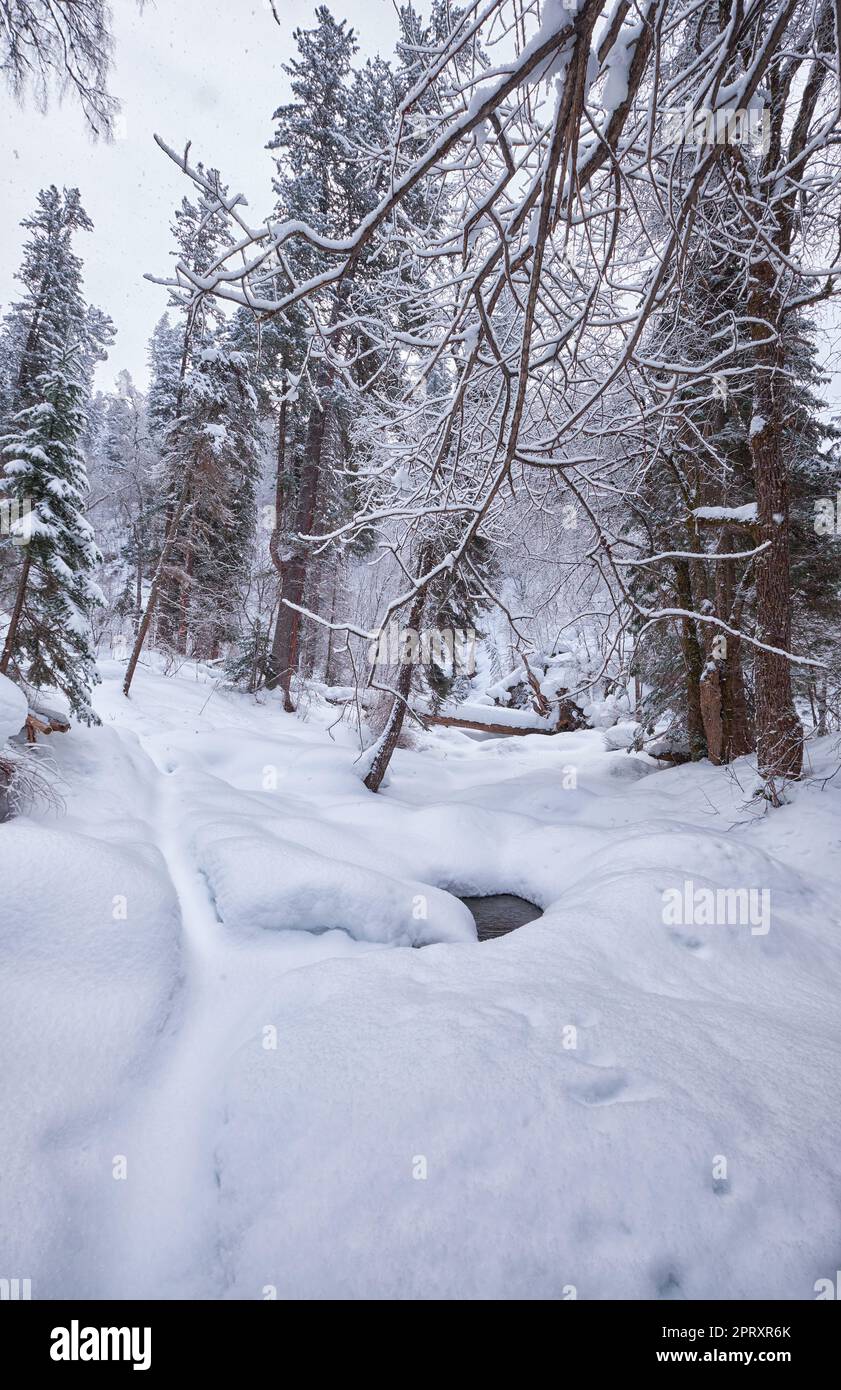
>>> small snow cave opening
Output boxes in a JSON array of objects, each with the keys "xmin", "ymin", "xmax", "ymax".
[{"xmin": 459, "ymin": 894, "xmax": 542, "ymax": 941}]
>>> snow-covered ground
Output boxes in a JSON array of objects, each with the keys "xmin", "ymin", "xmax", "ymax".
[{"xmin": 2, "ymin": 659, "xmax": 840, "ymax": 1300}]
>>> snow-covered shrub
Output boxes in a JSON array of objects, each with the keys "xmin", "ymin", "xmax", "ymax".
[{"xmin": 0, "ymin": 672, "xmax": 59, "ymax": 819}]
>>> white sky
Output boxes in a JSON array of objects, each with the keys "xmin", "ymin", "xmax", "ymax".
[
  {"xmin": 2, "ymin": 1, "xmax": 839, "ymax": 409},
  {"xmin": 0, "ymin": 0, "xmax": 400, "ymax": 391}
]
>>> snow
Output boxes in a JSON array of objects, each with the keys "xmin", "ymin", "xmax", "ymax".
[
  {"xmin": 196, "ymin": 829, "xmax": 476, "ymax": 946},
  {"xmin": 598, "ymin": 6, "xmax": 648, "ymax": 117},
  {"xmin": 693, "ymin": 503, "xmax": 758, "ymax": 523},
  {"xmin": 421, "ymin": 698, "xmax": 558, "ymax": 730},
  {"xmin": 0, "ymin": 821, "xmax": 180, "ymax": 1293},
  {"xmin": 583, "ymin": 689, "xmax": 632, "ymax": 728},
  {"xmin": 0, "ymin": 672, "xmax": 28, "ymax": 742},
  {"xmin": 2, "ymin": 659, "xmax": 841, "ymax": 1299}
]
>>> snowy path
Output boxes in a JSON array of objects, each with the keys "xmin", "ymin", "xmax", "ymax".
[
  {"xmin": 2, "ymin": 659, "xmax": 841, "ymax": 1299},
  {"xmin": 90, "ymin": 703, "xmax": 384, "ymax": 1299},
  {"xmin": 99, "ymin": 734, "xmax": 248, "ymax": 1300}
]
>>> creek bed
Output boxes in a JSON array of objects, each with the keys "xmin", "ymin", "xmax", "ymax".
[{"xmin": 460, "ymin": 893, "xmax": 542, "ymax": 941}]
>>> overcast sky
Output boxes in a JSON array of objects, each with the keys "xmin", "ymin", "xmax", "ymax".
[
  {"xmin": 2, "ymin": 1, "xmax": 840, "ymax": 408},
  {"xmin": 0, "ymin": 0, "xmax": 400, "ymax": 391}
]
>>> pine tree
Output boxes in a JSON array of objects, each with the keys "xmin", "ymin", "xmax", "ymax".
[
  {"xmin": 123, "ymin": 334, "xmax": 261, "ymax": 687},
  {"xmin": 0, "ymin": 349, "xmax": 104, "ymax": 722},
  {"xmin": 268, "ymin": 7, "xmax": 359, "ymax": 255},
  {"xmin": 628, "ymin": 247, "xmax": 841, "ymax": 768},
  {"xmin": 146, "ymin": 314, "xmax": 184, "ymax": 443},
  {"xmin": 167, "ymin": 168, "xmax": 233, "ymax": 343},
  {"xmin": 171, "ymin": 342, "xmax": 261, "ymax": 659},
  {"xmin": 0, "ymin": 187, "xmax": 111, "ymax": 422},
  {"xmin": 262, "ymin": 7, "xmax": 412, "ymax": 707},
  {"xmin": 93, "ymin": 371, "xmax": 156, "ymax": 634},
  {"xmin": 123, "ymin": 182, "xmax": 239, "ymax": 690}
]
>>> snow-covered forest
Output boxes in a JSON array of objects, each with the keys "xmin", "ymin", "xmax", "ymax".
[{"xmin": 2, "ymin": 0, "xmax": 841, "ymax": 1313}]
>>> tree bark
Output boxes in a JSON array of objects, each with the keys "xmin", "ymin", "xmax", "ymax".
[
  {"xmin": 324, "ymin": 558, "xmax": 341, "ymax": 686},
  {"xmin": 266, "ymin": 393, "xmax": 329, "ymax": 711},
  {"xmin": 364, "ymin": 575, "xmax": 428, "ymax": 794},
  {"xmin": 816, "ymin": 677, "xmax": 828, "ymax": 737},
  {"xmin": 699, "ymin": 543, "xmax": 753, "ymax": 764},
  {"xmin": 0, "ymin": 551, "xmax": 32, "ymax": 676},
  {"xmin": 748, "ymin": 262, "xmax": 802, "ymax": 782},
  {"xmin": 133, "ymin": 519, "xmax": 144, "ymax": 636},
  {"xmin": 673, "ymin": 559, "xmax": 706, "ymax": 759},
  {"xmin": 123, "ymin": 483, "xmax": 190, "ymax": 696},
  {"xmin": 175, "ymin": 517, "xmax": 195, "ymax": 656}
]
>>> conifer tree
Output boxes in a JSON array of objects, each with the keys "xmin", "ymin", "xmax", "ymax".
[
  {"xmin": 0, "ymin": 187, "xmax": 111, "ymax": 423},
  {"xmin": 93, "ymin": 371, "xmax": 155, "ymax": 634},
  {"xmin": 0, "ymin": 349, "xmax": 103, "ymax": 722},
  {"xmin": 170, "ymin": 341, "xmax": 261, "ymax": 659}
]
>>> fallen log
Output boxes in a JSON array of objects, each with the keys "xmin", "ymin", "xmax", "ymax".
[
  {"xmin": 25, "ymin": 709, "xmax": 70, "ymax": 743},
  {"xmin": 421, "ymin": 712, "xmax": 558, "ymax": 737}
]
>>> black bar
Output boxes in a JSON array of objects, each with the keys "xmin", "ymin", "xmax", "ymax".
[{"xmin": 1, "ymin": 1298, "xmax": 836, "ymax": 1374}]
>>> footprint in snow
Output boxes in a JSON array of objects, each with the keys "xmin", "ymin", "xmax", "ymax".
[
  {"xmin": 654, "ymin": 1267, "xmax": 684, "ymax": 1299},
  {"xmin": 667, "ymin": 926, "xmax": 711, "ymax": 957},
  {"xmin": 566, "ymin": 1062, "xmax": 659, "ymax": 1107},
  {"xmin": 567, "ymin": 1067, "xmax": 629, "ymax": 1107}
]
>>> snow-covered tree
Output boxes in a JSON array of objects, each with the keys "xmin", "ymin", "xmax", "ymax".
[
  {"xmin": 0, "ymin": 0, "xmax": 122, "ymax": 137},
  {"xmin": 122, "ymin": 336, "xmax": 261, "ymax": 690},
  {"xmin": 0, "ymin": 349, "xmax": 104, "ymax": 722},
  {"xmin": 146, "ymin": 313, "xmax": 184, "ymax": 444},
  {"xmin": 87, "ymin": 370, "xmax": 156, "ymax": 637},
  {"xmin": 168, "ymin": 342, "xmax": 261, "ymax": 659},
  {"xmin": 0, "ymin": 186, "xmax": 112, "ymax": 421},
  {"xmin": 153, "ymin": 0, "xmax": 841, "ymax": 794}
]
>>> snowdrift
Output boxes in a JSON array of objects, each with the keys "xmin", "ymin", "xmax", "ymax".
[{"xmin": 195, "ymin": 828, "xmax": 477, "ymax": 947}]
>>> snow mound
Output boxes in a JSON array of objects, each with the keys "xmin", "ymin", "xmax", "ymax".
[
  {"xmin": 194, "ymin": 829, "xmax": 477, "ymax": 947},
  {"xmin": 0, "ymin": 671, "xmax": 27, "ymax": 742},
  {"xmin": 602, "ymin": 720, "xmax": 640, "ymax": 750},
  {"xmin": 0, "ymin": 824, "xmax": 180, "ymax": 1293}
]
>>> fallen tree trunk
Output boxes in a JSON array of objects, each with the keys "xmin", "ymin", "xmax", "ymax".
[{"xmin": 421, "ymin": 712, "xmax": 559, "ymax": 737}]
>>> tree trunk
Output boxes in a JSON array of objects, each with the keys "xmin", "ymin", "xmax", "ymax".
[
  {"xmin": 134, "ymin": 521, "xmax": 144, "ymax": 636},
  {"xmin": 816, "ymin": 677, "xmax": 828, "ymax": 737},
  {"xmin": 721, "ymin": 632, "xmax": 752, "ymax": 759},
  {"xmin": 324, "ymin": 558, "xmax": 341, "ymax": 686},
  {"xmin": 154, "ymin": 317, "xmax": 194, "ymax": 648},
  {"xmin": 266, "ymin": 395, "xmax": 329, "ymax": 711},
  {"xmin": 699, "ymin": 546, "xmax": 753, "ymax": 764},
  {"xmin": 673, "ymin": 559, "xmax": 706, "ymax": 759},
  {"xmin": 0, "ymin": 551, "xmax": 32, "ymax": 676},
  {"xmin": 364, "ymin": 576, "xmax": 428, "ymax": 793},
  {"xmin": 748, "ymin": 262, "xmax": 802, "ymax": 783},
  {"xmin": 175, "ymin": 519, "xmax": 195, "ymax": 656},
  {"xmin": 123, "ymin": 484, "xmax": 190, "ymax": 696}
]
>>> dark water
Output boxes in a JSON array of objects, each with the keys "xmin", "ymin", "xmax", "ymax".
[{"xmin": 460, "ymin": 893, "xmax": 542, "ymax": 941}]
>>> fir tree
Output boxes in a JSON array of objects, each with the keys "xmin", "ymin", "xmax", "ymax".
[
  {"xmin": 93, "ymin": 371, "xmax": 156, "ymax": 634},
  {"xmin": 268, "ymin": 7, "xmax": 359, "ymax": 258},
  {"xmin": 0, "ymin": 349, "xmax": 104, "ymax": 722},
  {"xmin": 0, "ymin": 187, "xmax": 111, "ymax": 422},
  {"xmin": 147, "ymin": 313, "xmax": 186, "ymax": 444},
  {"xmin": 156, "ymin": 340, "xmax": 261, "ymax": 659}
]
